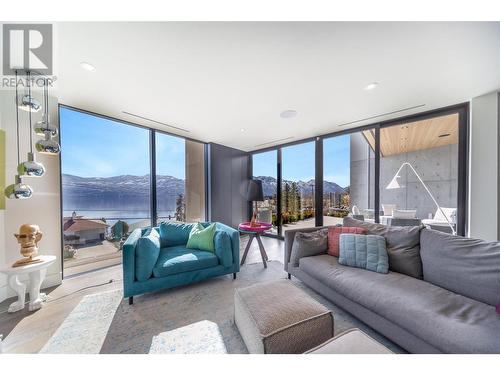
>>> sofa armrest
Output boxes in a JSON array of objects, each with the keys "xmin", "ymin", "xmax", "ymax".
[
  {"xmin": 284, "ymin": 226, "xmax": 335, "ymax": 272},
  {"xmin": 214, "ymin": 222, "xmax": 240, "ymax": 271},
  {"xmin": 122, "ymin": 228, "xmax": 144, "ymax": 297}
]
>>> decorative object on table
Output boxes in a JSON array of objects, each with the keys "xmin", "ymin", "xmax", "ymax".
[
  {"xmin": 234, "ymin": 280, "xmax": 334, "ymax": 354},
  {"xmin": 289, "ymin": 229, "xmax": 328, "ymax": 267},
  {"xmin": 385, "ymin": 162, "xmax": 456, "ymax": 235},
  {"xmin": 149, "ymin": 320, "xmax": 227, "ymax": 354},
  {"xmin": 0, "ymin": 255, "xmax": 56, "ymax": 313},
  {"xmin": 239, "ymin": 221, "xmax": 272, "ymax": 268},
  {"xmin": 246, "ymin": 179, "xmax": 264, "ymax": 227},
  {"xmin": 4, "ymin": 72, "xmax": 59, "ymax": 200},
  {"xmin": 13, "ymin": 224, "xmax": 43, "ymax": 267}
]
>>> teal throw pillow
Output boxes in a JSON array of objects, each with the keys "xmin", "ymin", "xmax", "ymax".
[
  {"xmin": 339, "ymin": 233, "xmax": 388, "ymax": 274},
  {"xmin": 186, "ymin": 223, "xmax": 216, "ymax": 252}
]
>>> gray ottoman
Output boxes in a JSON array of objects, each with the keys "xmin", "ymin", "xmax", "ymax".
[
  {"xmin": 234, "ymin": 280, "xmax": 334, "ymax": 354},
  {"xmin": 306, "ymin": 328, "xmax": 393, "ymax": 354}
]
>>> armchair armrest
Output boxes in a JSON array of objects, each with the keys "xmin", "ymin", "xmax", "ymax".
[
  {"xmin": 214, "ymin": 222, "xmax": 240, "ymax": 271},
  {"xmin": 122, "ymin": 228, "xmax": 144, "ymax": 297}
]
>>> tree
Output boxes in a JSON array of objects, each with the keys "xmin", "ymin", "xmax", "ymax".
[
  {"xmin": 175, "ymin": 193, "xmax": 186, "ymax": 222},
  {"xmin": 283, "ymin": 182, "xmax": 291, "ymax": 213}
]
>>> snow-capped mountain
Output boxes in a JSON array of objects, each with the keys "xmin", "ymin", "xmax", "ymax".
[{"xmin": 254, "ymin": 176, "xmax": 347, "ymax": 197}]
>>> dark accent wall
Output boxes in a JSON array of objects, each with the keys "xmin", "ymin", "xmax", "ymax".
[{"xmin": 207, "ymin": 143, "xmax": 251, "ymax": 228}]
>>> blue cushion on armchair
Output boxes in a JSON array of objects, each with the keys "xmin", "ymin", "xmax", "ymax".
[
  {"xmin": 135, "ymin": 228, "xmax": 161, "ymax": 281},
  {"xmin": 214, "ymin": 231, "xmax": 233, "ymax": 267},
  {"xmin": 153, "ymin": 246, "xmax": 219, "ymax": 278},
  {"xmin": 159, "ymin": 222, "xmax": 194, "ymax": 247}
]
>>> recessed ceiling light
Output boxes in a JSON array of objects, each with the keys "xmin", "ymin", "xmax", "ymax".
[
  {"xmin": 80, "ymin": 62, "xmax": 96, "ymax": 72},
  {"xmin": 364, "ymin": 82, "xmax": 379, "ymax": 91},
  {"xmin": 280, "ymin": 110, "xmax": 298, "ymax": 119},
  {"xmin": 240, "ymin": 128, "xmax": 245, "ymax": 132}
]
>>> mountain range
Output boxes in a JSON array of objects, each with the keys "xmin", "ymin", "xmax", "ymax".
[{"xmin": 62, "ymin": 174, "xmax": 348, "ymax": 211}]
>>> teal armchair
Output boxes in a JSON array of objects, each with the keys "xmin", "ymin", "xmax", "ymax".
[{"xmin": 123, "ymin": 221, "xmax": 240, "ymax": 304}]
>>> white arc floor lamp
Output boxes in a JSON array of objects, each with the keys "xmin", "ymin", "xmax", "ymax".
[{"xmin": 386, "ymin": 162, "xmax": 456, "ymax": 235}]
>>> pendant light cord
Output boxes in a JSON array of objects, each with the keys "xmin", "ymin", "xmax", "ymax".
[
  {"xmin": 27, "ymin": 71, "xmax": 33, "ymax": 153},
  {"xmin": 45, "ymin": 77, "xmax": 49, "ymax": 130},
  {"xmin": 14, "ymin": 70, "xmax": 20, "ymax": 166}
]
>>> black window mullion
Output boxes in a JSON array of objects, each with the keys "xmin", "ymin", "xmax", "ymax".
[
  {"xmin": 315, "ymin": 137, "xmax": 323, "ymax": 227},
  {"xmin": 277, "ymin": 148, "xmax": 283, "ymax": 237},
  {"xmin": 374, "ymin": 126, "xmax": 380, "ymax": 224},
  {"xmin": 150, "ymin": 129, "xmax": 157, "ymax": 227}
]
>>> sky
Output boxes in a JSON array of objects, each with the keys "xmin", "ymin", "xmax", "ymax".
[
  {"xmin": 60, "ymin": 107, "xmax": 185, "ymax": 179},
  {"xmin": 252, "ymin": 135, "xmax": 350, "ymax": 187}
]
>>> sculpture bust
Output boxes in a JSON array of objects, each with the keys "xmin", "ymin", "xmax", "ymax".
[{"xmin": 13, "ymin": 224, "xmax": 43, "ymax": 267}]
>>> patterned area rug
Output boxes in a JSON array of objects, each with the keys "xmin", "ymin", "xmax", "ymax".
[{"xmin": 42, "ymin": 261, "xmax": 404, "ymax": 354}]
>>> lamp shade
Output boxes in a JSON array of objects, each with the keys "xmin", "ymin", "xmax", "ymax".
[
  {"xmin": 386, "ymin": 175, "xmax": 402, "ymax": 190},
  {"xmin": 246, "ymin": 179, "xmax": 264, "ymax": 202}
]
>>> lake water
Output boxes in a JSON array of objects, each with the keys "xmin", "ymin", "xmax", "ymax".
[{"xmin": 63, "ymin": 210, "xmax": 176, "ymax": 227}]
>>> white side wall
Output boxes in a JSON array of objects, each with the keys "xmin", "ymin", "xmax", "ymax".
[
  {"xmin": 469, "ymin": 92, "xmax": 500, "ymax": 241},
  {"xmin": 0, "ymin": 109, "xmax": 6, "ymax": 302},
  {"xmin": 0, "ymin": 89, "xmax": 62, "ymax": 302}
]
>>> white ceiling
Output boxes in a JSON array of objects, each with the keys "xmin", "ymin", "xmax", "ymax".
[{"xmin": 54, "ymin": 22, "xmax": 500, "ymax": 151}]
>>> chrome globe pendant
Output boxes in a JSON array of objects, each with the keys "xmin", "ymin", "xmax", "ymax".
[
  {"xmin": 18, "ymin": 152, "xmax": 45, "ymax": 177},
  {"xmin": 36, "ymin": 131, "xmax": 61, "ymax": 154},
  {"xmin": 19, "ymin": 94, "xmax": 41, "ymax": 112},
  {"xmin": 35, "ymin": 116, "xmax": 58, "ymax": 137},
  {"xmin": 4, "ymin": 175, "xmax": 33, "ymax": 199}
]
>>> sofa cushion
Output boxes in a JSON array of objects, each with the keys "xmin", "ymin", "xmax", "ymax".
[
  {"xmin": 420, "ymin": 228, "xmax": 500, "ymax": 307},
  {"xmin": 135, "ymin": 228, "xmax": 161, "ymax": 282},
  {"xmin": 299, "ymin": 255, "xmax": 500, "ymax": 353},
  {"xmin": 338, "ymin": 234, "xmax": 388, "ymax": 274},
  {"xmin": 327, "ymin": 226, "xmax": 367, "ymax": 257},
  {"xmin": 343, "ymin": 216, "xmax": 423, "ymax": 278},
  {"xmin": 153, "ymin": 245, "xmax": 219, "ymax": 278},
  {"xmin": 186, "ymin": 222, "xmax": 216, "ymax": 252},
  {"xmin": 159, "ymin": 222, "xmax": 194, "ymax": 248},
  {"xmin": 289, "ymin": 229, "xmax": 328, "ymax": 267},
  {"xmin": 214, "ymin": 230, "xmax": 233, "ymax": 267}
]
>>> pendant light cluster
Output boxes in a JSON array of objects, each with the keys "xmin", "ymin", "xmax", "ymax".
[{"xmin": 4, "ymin": 71, "xmax": 60, "ymax": 200}]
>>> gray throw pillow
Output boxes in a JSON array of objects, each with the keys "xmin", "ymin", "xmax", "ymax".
[
  {"xmin": 343, "ymin": 216, "xmax": 423, "ymax": 278},
  {"xmin": 289, "ymin": 229, "xmax": 328, "ymax": 267}
]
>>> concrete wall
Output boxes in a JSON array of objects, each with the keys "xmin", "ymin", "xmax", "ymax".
[
  {"xmin": 208, "ymin": 143, "xmax": 250, "ymax": 228},
  {"xmin": 0, "ymin": 89, "xmax": 62, "ymax": 302},
  {"xmin": 349, "ymin": 132, "xmax": 375, "ymax": 212},
  {"xmin": 0, "ymin": 110, "xmax": 6, "ymax": 302},
  {"xmin": 469, "ymin": 92, "xmax": 500, "ymax": 241}
]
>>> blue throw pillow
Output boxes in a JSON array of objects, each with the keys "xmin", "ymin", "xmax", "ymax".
[
  {"xmin": 159, "ymin": 221, "xmax": 194, "ymax": 247},
  {"xmin": 135, "ymin": 228, "xmax": 161, "ymax": 281},
  {"xmin": 338, "ymin": 234, "xmax": 388, "ymax": 274},
  {"xmin": 214, "ymin": 231, "xmax": 233, "ymax": 267}
]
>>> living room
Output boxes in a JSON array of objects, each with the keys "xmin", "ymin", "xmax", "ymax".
[{"xmin": 1, "ymin": 1, "xmax": 500, "ymax": 373}]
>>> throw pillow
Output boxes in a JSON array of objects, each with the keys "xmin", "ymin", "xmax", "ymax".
[
  {"xmin": 135, "ymin": 228, "xmax": 161, "ymax": 282},
  {"xmin": 327, "ymin": 226, "xmax": 367, "ymax": 257},
  {"xmin": 338, "ymin": 234, "xmax": 389, "ymax": 274},
  {"xmin": 186, "ymin": 222, "xmax": 216, "ymax": 252},
  {"xmin": 214, "ymin": 230, "xmax": 233, "ymax": 267},
  {"xmin": 343, "ymin": 216, "xmax": 423, "ymax": 278},
  {"xmin": 289, "ymin": 229, "xmax": 328, "ymax": 267},
  {"xmin": 159, "ymin": 221, "xmax": 194, "ymax": 247}
]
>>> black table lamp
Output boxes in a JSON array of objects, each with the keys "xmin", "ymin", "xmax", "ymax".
[{"xmin": 246, "ymin": 179, "xmax": 264, "ymax": 226}]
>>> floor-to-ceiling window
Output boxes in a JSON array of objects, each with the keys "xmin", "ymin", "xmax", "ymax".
[
  {"xmin": 281, "ymin": 141, "xmax": 316, "ymax": 232},
  {"xmin": 252, "ymin": 150, "xmax": 278, "ymax": 234},
  {"xmin": 60, "ymin": 106, "xmax": 206, "ymax": 276},
  {"xmin": 379, "ymin": 113, "xmax": 459, "ymax": 233},
  {"xmin": 60, "ymin": 107, "xmax": 151, "ymax": 276},
  {"xmin": 323, "ymin": 132, "xmax": 375, "ymax": 225}
]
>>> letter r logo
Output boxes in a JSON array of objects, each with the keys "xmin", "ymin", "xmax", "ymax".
[{"xmin": 3, "ymin": 24, "xmax": 53, "ymax": 75}]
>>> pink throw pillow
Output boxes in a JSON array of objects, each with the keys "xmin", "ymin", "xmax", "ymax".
[{"xmin": 327, "ymin": 226, "xmax": 367, "ymax": 257}]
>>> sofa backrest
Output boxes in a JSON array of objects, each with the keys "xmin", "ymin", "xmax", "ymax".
[{"xmin": 420, "ymin": 228, "xmax": 500, "ymax": 306}]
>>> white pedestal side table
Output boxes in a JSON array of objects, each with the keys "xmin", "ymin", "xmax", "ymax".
[{"xmin": 0, "ymin": 255, "xmax": 56, "ymax": 313}]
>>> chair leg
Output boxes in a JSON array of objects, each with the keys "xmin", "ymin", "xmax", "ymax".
[
  {"xmin": 128, "ymin": 296, "xmax": 134, "ymax": 305},
  {"xmin": 233, "ymin": 273, "xmax": 237, "ymax": 279},
  {"xmin": 288, "ymin": 273, "xmax": 291, "ymax": 280}
]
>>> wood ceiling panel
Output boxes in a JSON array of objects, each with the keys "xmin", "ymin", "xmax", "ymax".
[{"xmin": 379, "ymin": 113, "xmax": 458, "ymax": 156}]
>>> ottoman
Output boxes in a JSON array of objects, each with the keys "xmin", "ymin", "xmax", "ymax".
[
  {"xmin": 234, "ymin": 279, "xmax": 334, "ymax": 354},
  {"xmin": 306, "ymin": 328, "xmax": 393, "ymax": 354}
]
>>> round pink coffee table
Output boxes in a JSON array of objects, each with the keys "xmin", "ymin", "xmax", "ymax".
[{"xmin": 238, "ymin": 222, "xmax": 272, "ymax": 268}]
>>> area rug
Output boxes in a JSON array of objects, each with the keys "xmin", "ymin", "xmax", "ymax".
[
  {"xmin": 40, "ymin": 288, "xmax": 122, "ymax": 353},
  {"xmin": 42, "ymin": 261, "xmax": 404, "ymax": 354}
]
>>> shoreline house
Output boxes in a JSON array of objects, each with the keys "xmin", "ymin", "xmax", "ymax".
[{"xmin": 63, "ymin": 211, "xmax": 109, "ymax": 246}]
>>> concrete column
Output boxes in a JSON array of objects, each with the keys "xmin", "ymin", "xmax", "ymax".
[
  {"xmin": 185, "ymin": 140, "xmax": 206, "ymax": 222},
  {"xmin": 469, "ymin": 92, "xmax": 500, "ymax": 240}
]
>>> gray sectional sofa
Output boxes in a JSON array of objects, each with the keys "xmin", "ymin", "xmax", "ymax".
[{"xmin": 284, "ymin": 218, "xmax": 500, "ymax": 354}]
